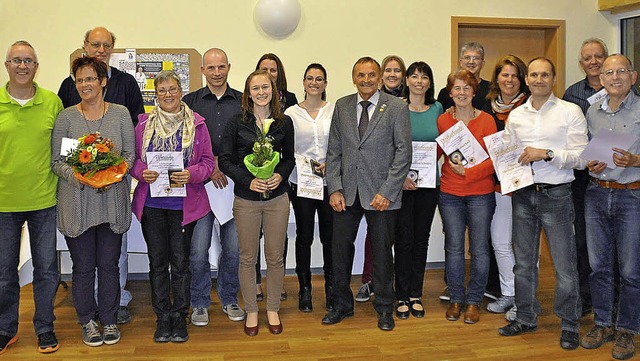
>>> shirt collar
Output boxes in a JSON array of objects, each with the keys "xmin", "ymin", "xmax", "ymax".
[
  {"xmin": 357, "ymin": 90, "xmax": 380, "ymax": 107},
  {"xmin": 523, "ymin": 93, "xmax": 558, "ymax": 111},
  {"xmin": 0, "ymin": 81, "xmax": 41, "ymax": 105},
  {"xmin": 201, "ymin": 83, "xmax": 239, "ymax": 100},
  {"xmin": 601, "ymin": 90, "xmax": 637, "ymax": 112}
]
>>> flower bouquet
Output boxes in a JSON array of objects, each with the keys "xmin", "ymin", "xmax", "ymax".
[
  {"xmin": 65, "ymin": 132, "xmax": 128, "ymax": 190},
  {"xmin": 243, "ymin": 118, "xmax": 280, "ymax": 198}
]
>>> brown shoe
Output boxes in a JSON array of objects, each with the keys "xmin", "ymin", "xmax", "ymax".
[
  {"xmin": 464, "ymin": 304, "xmax": 480, "ymax": 324},
  {"xmin": 612, "ymin": 331, "xmax": 635, "ymax": 360},
  {"xmin": 446, "ymin": 303, "xmax": 463, "ymax": 321},
  {"xmin": 581, "ymin": 325, "xmax": 614, "ymax": 349}
]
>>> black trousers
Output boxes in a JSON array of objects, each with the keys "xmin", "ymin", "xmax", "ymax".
[
  {"xmin": 289, "ymin": 184, "xmax": 333, "ymax": 282},
  {"xmin": 332, "ymin": 194, "xmax": 396, "ymax": 314},
  {"xmin": 141, "ymin": 207, "xmax": 195, "ymax": 318},
  {"xmin": 394, "ymin": 188, "xmax": 439, "ymax": 300}
]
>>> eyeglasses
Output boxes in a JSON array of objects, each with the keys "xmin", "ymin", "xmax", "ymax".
[
  {"xmin": 75, "ymin": 76, "xmax": 99, "ymax": 84},
  {"xmin": 462, "ymin": 55, "xmax": 482, "ymax": 62},
  {"xmin": 602, "ymin": 68, "xmax": 632, "ymax": 77},
  {"xmin": 6, "ymin": 58, "xmax": 37, "ymax": 66},
  {"xmin": 305, "ymin": 76, "xmax": 325, "ymax": 83},
  {"xmin": 88, "ymin": 42, "xmax": 113, "ymax": 50},
  {"xmin": 157, "ymin": 87, "xmax": 179, "ymax": 96}
]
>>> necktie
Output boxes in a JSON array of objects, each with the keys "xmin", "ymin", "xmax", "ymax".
[{"xmin": 358, "ymin": 100, "xmax": 371, "ymax": 139}]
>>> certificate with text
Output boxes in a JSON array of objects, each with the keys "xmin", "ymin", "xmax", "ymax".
[
  {"xmin": 147, "ymin": 151, "xmax": 186, "ymax": 197},
  {"xmin": 484, "ymin": 131, "xmax": 533, "ymax": 194},
  {"xmin": 295, "ymin": 154, "xmax": 324, "ymax": 200},
  {"xmin": 410, "ymin": 141, "xmax": 438, "ymax": 188},
  {"xmin": 435, "ymin": 121, "xmax": 488, "ymax": 168}
]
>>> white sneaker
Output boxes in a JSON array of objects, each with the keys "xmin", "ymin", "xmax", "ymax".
[
  {"xmin": 190, "ymin": 307, "xmax": 209, "ymax": 327},
  {"xmin": 222, "ymin": 304, "xmax": 246, "ymax": 322},
  {"xmin": 487, "ymin": 296, "xmax": 515, "ymax": 313},
  {"xmin": 505, "ymin": 305, "xmax": 517, "ymax": 322}
]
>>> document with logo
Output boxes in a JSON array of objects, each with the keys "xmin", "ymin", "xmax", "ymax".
[
  {"xmin": 409, "ymin": 141, "xmax": 438, "ymax": 188},
  {"xmin": 435, "ymin": 121, "xmax": 488, "ymax": 168},
  {"xmin": 484, "ymin": 131, "xmax": 533, "ymax": 194},
  {"xmin": 146, "ymin": 151, "xmax": 186, "ymax": 197},
  {"xmin": 295, "ymin": 154, "xmax": 324, "ymax": 200}
]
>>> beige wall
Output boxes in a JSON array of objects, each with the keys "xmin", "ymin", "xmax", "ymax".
[{"xmin": 0, "ymin": 0, "xmax": 619, "ymax": 100}]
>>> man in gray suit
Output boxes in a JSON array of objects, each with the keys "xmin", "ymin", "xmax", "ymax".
[{"xmin": 322, "ymin": 57, "xmax": 412, "ymax": 331}]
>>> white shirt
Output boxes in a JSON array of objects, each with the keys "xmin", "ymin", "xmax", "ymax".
[
  {"xmin": 356, "ymin": 91, "xmax": 380, "ymax": 124},
  {"xmin": 504, "ymin": 94, "xmax": 588, "ymax": 184},
  {"xmin": 285, "ymin": 102, "xmax": 335, "ymax": 184}
]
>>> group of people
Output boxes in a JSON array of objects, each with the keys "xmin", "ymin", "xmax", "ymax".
[{"xmin": 1, "ymin": 25, "xmax": 639, "ymax": 361}]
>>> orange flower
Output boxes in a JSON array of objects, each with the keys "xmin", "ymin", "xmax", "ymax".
[
  {"xmin": 84, "ymin": 135, "xmax": 97, "ymax": 145},
  {"xmin": 79, "ymin": 150, "xmax": 92, "ymax": 163},
  {"xmin": 96, "ymin": 144, "xmax": 109, "ymax": 153}
]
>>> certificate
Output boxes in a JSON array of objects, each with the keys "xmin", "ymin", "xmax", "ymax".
[
  {"xmin": 410, "ymin": 141, "xmax": 437, "ymax": 188},
  {"xmin": 580, "ymin": 129, "xmax": 636, "ymax": 169},
  {"xmin": 205, "ymin": 178, "xmax": 235, "ymax": 225},
  {"xmin": 484, "ymin": 131, "xmax": 533, "ymax": 194},
  {"xmin": 436, "ymin": 121, "xmax": 488, "ymax": 168},
  {"xmin": 146, "ymin": 151, "xmax": 186, "ymax": 197},
  {"xmin": 295, "ymin": 154, "xmax": 324, "ymax": 200}
]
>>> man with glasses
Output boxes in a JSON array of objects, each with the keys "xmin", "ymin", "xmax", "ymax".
[
  {"xmin": 498, "ymin": 57, "xmax": 588, "ymax": 351},
  {"xmin": 580, "ymin": 54, "xmax": 640, "ymax": 360},
  {"xmin": 0, "ymin": 40, "xmax": 63, "ymax": 355},
  {"xmin": 182, "ymin": 48, "xmax": 245, "ymax": 326},
  {"xmin": 437, "ymin": 41, "xmax": 491, "ymax": 110},
  {"xmin": 562, "ymin": 38, "xmax": 609, "ymax": 318},
  {"xmin": 57, "ymin": 26, "xmax": 144, "ymax": 325}
]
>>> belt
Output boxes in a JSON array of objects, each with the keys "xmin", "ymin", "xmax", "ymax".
[
  {"xmin": 590, "ymin": 177, "xmax": 640, "ymax": 190},
  {"xmin": 530, "ymin": 183, "xmax": 567, "ymax": 191}
]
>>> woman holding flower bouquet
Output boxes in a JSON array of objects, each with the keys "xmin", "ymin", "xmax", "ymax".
[
  {"xmin": 219, "ymin": 69, "xmax": 295, "ymax": 336},
  {"xmin": 51, "ymin": 56, "xmax": 135, "ymax": 347},
  {"xmin": 131, "ymin": 70, "xmax": 214, "ymax": 343}
]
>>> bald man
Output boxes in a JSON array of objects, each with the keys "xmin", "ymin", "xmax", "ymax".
[{"xmin": 182, "ymin": 48, "xmax": 245, "ymax": 326}]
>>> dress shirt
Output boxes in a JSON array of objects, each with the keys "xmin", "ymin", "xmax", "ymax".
[
  {"xmin": 182, "ymin": 84, "xmax": 242, "ymax": 156},
  {"xmin": 586, "ymin": 91, "xmax": 640, "ymax": 183},
  {"xmin": 356, "ymin": 91, "xmax": 380, "ymax": 124},
  {"xmin": 504, "ymin": 94, "xmax": 588, "ymax": 184},
  {"xmin": 562, "ymin": 77, "xmax": 602, "ymax": 115},
  {"xmin": 284, "ymin": 102, "xmax": 334, "ymax": 184}
]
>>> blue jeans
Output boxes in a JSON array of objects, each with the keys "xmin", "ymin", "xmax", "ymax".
[
  {"xmin": 190, "ymin": 211, "xmax": 240, "ymax": 308},
  {"xmin": 586, "ymin": 183, "xmax": 640, "ymax": 334},
  {"xmin": 439, "ymin": 192, "xmax": 495, "ymax": 305},
  {"xmin": 0, "ymin": 206, "xmax": 58, "ymax": 337},
  {"xmin": 95, "ymin": 234, "xmax": 132, "ymax": 307},
  {"xmin": 512, "ymin": 184, "xmax": 581, "ymax": 332}
]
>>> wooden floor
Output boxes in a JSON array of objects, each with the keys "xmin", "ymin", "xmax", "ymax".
[{"xmin": 9, "ymin": 262, "xmax": 619, "ymax": 361}]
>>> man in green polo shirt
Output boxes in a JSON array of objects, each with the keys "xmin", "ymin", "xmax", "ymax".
[{"xmin": 0, "ymin": 40, "xmax": 63, "ymax": 355}]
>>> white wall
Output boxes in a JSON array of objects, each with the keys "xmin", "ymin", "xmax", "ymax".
[{"xmin": 4, "ymin": 0, "xmax": 620, "ymax": 275}]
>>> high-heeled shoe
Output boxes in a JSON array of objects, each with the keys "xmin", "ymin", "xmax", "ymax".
[
  {"xmin": 244, "ymin": 313, "xmax": 259, "ymax": 337},
  {"xmin": 267, "ymin": 312, "xmax": 283, "ymax": 335}
]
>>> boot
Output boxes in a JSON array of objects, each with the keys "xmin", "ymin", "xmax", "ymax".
[{"xmin": 298, "ymin": 273, "xmax": 313, "ymax": 312}]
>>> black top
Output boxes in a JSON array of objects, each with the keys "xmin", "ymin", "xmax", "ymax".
[
  {"xmin": 280, "ymin": 90, "xmax": 298, "ymax": 111},
  {"xmin": 58, "ymin": 66, "xmax": 144, "ymax": 125},
  {"xmin": 182, "ymin": 84, "xmax": 242, "ymax": 156},
  {"xmin": 437, "ymin": 78, "xmax": 491, "ymax": 111},
  {"xmin": 219, "ymin": 113, "xmax": 295, "ymax": 201}
]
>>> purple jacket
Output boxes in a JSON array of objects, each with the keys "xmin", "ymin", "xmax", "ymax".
[{"xmin": 131, "ymin": 112, "xmax": 215, "ymax": 226}]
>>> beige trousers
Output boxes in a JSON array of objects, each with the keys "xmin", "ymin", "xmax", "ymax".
[{"xmin": 233, "ymin": 193, "xmax": 290, "ymax": 313}]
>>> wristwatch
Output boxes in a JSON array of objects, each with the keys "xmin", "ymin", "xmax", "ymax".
[{"xmin": 544, "ymin": 149, "xmax": 554, "ymax": 162}]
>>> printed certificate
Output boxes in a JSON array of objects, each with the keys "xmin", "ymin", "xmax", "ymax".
[
  {"xmin": 484, "ymin": 131, "xmax": 533, "ymax": 194},
  {"xmin": 436, "ymin": 121, "xmax": 488, "ymax": 168},
  {"xmin": 409, "ymin": 141, "xmax": 438, "ymax": 188},
  {"xmin": 146, "ymin": 151, "xmax": 186, "ymax": 197},
  {"xmin": 295, "ymin": 154, "xmax": 324, "ymax": 200}
]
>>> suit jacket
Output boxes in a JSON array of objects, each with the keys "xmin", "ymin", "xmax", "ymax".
[{"xmin": 326, "ymin": 91, "xmax": 411, "ymax": 211}]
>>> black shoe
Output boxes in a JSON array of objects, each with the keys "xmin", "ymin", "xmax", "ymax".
[
  {"xmin": 395, "ymin": 301, "xmax": 410, "ymax": 320},
  {"xmin": 377, "ymin": 312, "xmax": 395, "ymax": 331},
  {"xmin": 409, "ymin": 299, "xmax": 425, "ymax": 318},
  {"xmin": 37, "ymin": 332, "xmax": 59, "ymax": 354},
  {"xmin": 280, "ymin": 290, "xmax": 288, "ymax": 301},
  {"xmin": 117, "ymin": 306, "xmax": 132, "ymax": 324},
  {"xmin": 325, "ymin": 297, "xmax": 335, "ymax": 312},
  {"xmin": 171, "ymin": 315, "xmax": 189, "ymax": 343},
  {"xmin": 499, "ymin": 321, "xmax": 538, "ymax": 336},
  {"xmin": 154, "ymin": 316, "xmax": 172, "ymax": 343},
  {"xmin": 321, "ymin": 310, "xmax": 354, "ymax": 325},
  {"xmin": 298, "ymin": 287, "xmax": 313, "ymax": 312},
  {"xmin": 325, "ymin": 283, "xmax": 335, "ymax": 312},
  {"xmin": 560, "ymin": 330, "xmax": 580, "ymax": 350}
]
